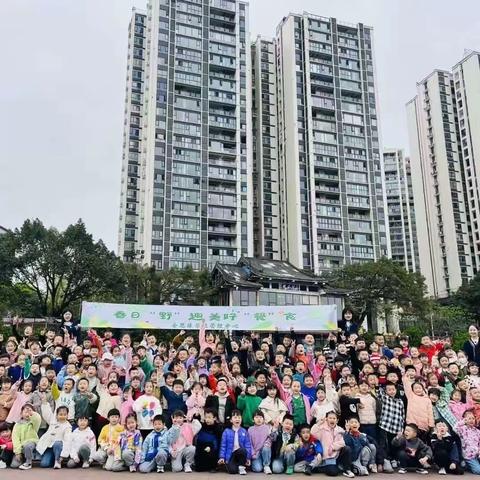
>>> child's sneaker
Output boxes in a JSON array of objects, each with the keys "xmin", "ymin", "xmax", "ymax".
[
  {"xmin": 263, "ymin": 466, "xmax": 272, "ymax": 475},
  {"xmin": 19, "ymin": 463, "xmax": 32, "ymax": 470},
  {"xmin": 343, "ymin": 470, "xmax": 355, "ymax": 478},
  {"xmin": 398, "ymin": 468, "xmax": 407, "ymax": 474},
  {"xmin": 286, "ymin": 466, "xmax": 294, "ymax": 475},
  {"xmin": 416, "ymin": 468, "xmax": 428, "ymax": 475},
  {"xmin": 391, "ymin": 460, "xmax": 398, "ymax": 469},
  {"xmin": 82, "ymin": 461, "xmax": 90, "ymax": 468},
  {"xmin": 184, "ymin": 464, "xmax": 193, "ymax": 473},
  {"xmin": 438, "ymin": 468, "xmax": 446, "ymax": 475},
  {"xmin": 383, "ymin": 460, "xmax": 394, "ymax": 473},
  {"xmin": 54, "ymin": 460, "xmax": 62, "ymax": 469},
  {"xmin": 239, "ymin": 466, "xmax": 247, "ymax": 475},
  {"xmin": 157, "ymin": 465, "xmax": 165, "ymax": 473},
  {"xmin": 304, "ymin": 465, "xmax": 312, "ymax": 476},
  {"xmin": 369, "ymin": 464, "xmax": 377, "ymax": 473},
  {"xmin": 0, "ymin": 461, "xmax": 6, "ymax": 469},
  {"xmin": 129, "ymin": 465, "xmax": 137, "ymax": 472}
]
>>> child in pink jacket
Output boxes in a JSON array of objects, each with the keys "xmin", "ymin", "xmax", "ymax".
[
  {"xmin": 186, "ymin": 382, "xmax": 206, "ymax": 421},
  {"xmin": 403, "ymin": 370, "xmax": 434, "ymax": 437}
]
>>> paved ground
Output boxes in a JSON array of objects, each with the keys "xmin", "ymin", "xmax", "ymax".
[{"xmin": 3, "ymin": 470, "xmax": 480, "ymax": 480}]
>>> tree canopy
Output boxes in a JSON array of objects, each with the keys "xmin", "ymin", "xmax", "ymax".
[
  {"xmin": 326, "ymin": 257, "xmax": 430, "ymax": 323},
  {"xmin": 0, "ymin": 219, "xmax": 125, "ymax": 317}
]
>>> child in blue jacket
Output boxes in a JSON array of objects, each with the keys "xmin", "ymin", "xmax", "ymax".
[
  {"xmin": 294, "ymin": 424, "xmax": 323, "ymax": 475},
  {"xmin": 343, "ymin": 417, "xmax": 377, "ymax": 475},
  {"xmin": 219, "ymin": 409, "xmax": 252, "ymax": 475}
]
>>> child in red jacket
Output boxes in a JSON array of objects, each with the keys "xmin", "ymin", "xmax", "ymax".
[{"xmin": 0, "ymin": 422, "xmax": 14, "ymax": 468}]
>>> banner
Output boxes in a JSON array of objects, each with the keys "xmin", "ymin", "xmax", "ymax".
[{"xmin": 80, "ymin": 302, "xmax": 338, "ymax": 332}]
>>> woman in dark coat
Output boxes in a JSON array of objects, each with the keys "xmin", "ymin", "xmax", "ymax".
[{"xmin": 463, "ymin": 325, "xmax": 480, "ymax": 363}]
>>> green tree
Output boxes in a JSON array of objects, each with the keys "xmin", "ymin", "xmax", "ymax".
[
  {"xmin": 454, "ymin": 274, "xmax": 480, "ymax": 319},
  {"xmin": 326, "ymin": 257, "xmax": 430, "ymax": 325},
  {"xmin": 123, "ymin": 264, "xmax": 216, "ymax": 306},
  {"xmin": 0, "ymin": 219, "xmax": 125, "ymax": 317}
]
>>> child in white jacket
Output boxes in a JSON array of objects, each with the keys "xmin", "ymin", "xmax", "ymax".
[
  {"xmin": 36, "ymin": 400, "xmax": 72, "ymax": 468},
  {"xmin": 65, "ymin": 415, "xmax": 97, "ymax": 468}
]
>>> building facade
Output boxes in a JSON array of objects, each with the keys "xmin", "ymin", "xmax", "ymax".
[
  {"xmin": 275, "ymin": 14, "xmax": 388, "ymax": 275},
  {"xmin": 251, "ymin": 37, "xmax": 281, "ymax": 260},
  {"xmin": 118, "ymin": 6, "xmax": 389, "ymax": 275},
  {"xmin": 383, "ymin": 149, "xmax": 418, "ymax": 272},
  {"xmin": 406, "ymin": 70, "xmax": 473, "ymax": 298},
  {"xmin": 118, "ymin": 0, "xmax": 254, "ymax": 270}
]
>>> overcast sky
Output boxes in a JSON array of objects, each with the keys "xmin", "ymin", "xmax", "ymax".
[{"xmin": 1, "ymin": 0, "xmax": 479, "ymax": 251}]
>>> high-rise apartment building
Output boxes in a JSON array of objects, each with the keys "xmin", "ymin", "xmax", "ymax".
[
  {"xmin": 118, "ymin": 9, "xmax": 147, "ymax": 262},
  {"xmin": 251, "ymin": 37, "xmax": 281, "ymax": 260},
  {"xmin": 383, "ymin": 149, "xmax": 418, "ymax": 272},
  {"xmin": 118, "ymin": 0, "xmax": 254, "ymax": 270},
  {"xmin": 119, "ymin": 5, "xmax": 389, "ymax": 274},
  {"xmin": 407, "ymin": 70, "xmax": 473, "ymax": 298},
  {"xmin": 275, "ymin": 14, "xmax": 388, "ymax": 274}
]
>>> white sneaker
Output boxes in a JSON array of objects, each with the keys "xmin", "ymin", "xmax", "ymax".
[
  {"xmin": 129, "ymin": 465, "xmax": 137, "ymax": 472},
  {"xmin": 0, "ymin": 461, "xmax": 6, "ymax": 469},
  {"xmin": 264, "ymin": 465, "xmax": 272, "ymax": 475},
  {"xmin": 54, "ymin": 460, "xmax": 62, "ymax": 469},
  {"xmin": 157, "ymin": 465, "xmax": 165, "ymax": 473},
  {"xmin": 239, "ymin": 466, "xmax": 247, "ymax": 475},
  {"xmin": 391, "ymin": 460, "xmax": 398, "ymax": 469},
  {"xmin": 343, "ymin": 470, "xmax": 355, "ymax": 478},
  {"xmin": 398, "ymin": 468, "xmax": 407, "ymax": 474},
  {"xmin": 19, "ymin": 463, "xmax": 32, "ymax": 470},
  {"xmin": 82, "ymin": 461, "xmax": 90, "ymax": 468},
  {"xmin": 438, "ymin": 468, "xmax": 446, "ymax": 475},
  {"xmin": 369, "ymin": 465, "xmax": 377, "ymax": 473},
  {"xmin": 184, "ymin": 464, "xmax": 193, "ymax": 473}
]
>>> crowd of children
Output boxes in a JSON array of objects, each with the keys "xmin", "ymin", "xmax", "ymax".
[{"xmin": 1, "ymin": 309, "xmax": 480, "ymax": 476}]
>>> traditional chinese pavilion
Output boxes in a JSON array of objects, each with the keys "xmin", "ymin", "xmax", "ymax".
[{"xmin": 211, "ymin": 257, "xmax": 349, "ymax": 324}]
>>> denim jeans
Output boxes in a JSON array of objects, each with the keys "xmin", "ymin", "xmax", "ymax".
[
  {"xmin": 251, "ymin": 446, "xmax": 272, "ymax": 472},
  {"xmin": 272, "ymin": 451, "xmax": 296, "ymax": 473},
  {"xmin": 40, "ymin": 441, "xmax": 63, "ymax": 468},
  {"xmin": 465, "ymin": 458, "xmax": 480, "ymax": 475}
]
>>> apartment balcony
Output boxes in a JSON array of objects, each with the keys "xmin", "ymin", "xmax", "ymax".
[
  {"xmin": 210, "ymin": 58, "xmax": 236, "ymax": 70},
  {"xmin": 317, "ymin": 172, "xmax": 339, "ymax": 181},
  {"xmin": 208, "ymin": 225, "xmax": 236, "ymax": 235},
  {"xmin": 315, "ymin": 158, "xmax": 338, "ymax": 169},
  {"xmin": 208, "ymin": 255, "xmax": 237, "ymax": 265},
  {"xmin": 318, "ymin": 248, "xmax": 344, "ymax": 257},
  {"xmin": 312, "ymin": 97, "xmax": 335, "ymax": 110},
  {"xmin": 209, "ymin": 119, "xmax": 236, "ymax": 130},
  {"xmin": 209, "ymin": 93, "xmax": 236, "ymax": 105},
  {"xmin": 208, "ymin": 169, "xmax": 237, "ymax": 182},
  {"xmin": 317, "ymin": 183, "xmax": 340, "ymax": 193},
  {"xmin": 209, "ymin": 239, "xmax": 234, "ymax": 247},
  {"xmin": 317, "ymin": 221, "xmax": 342, "ymax": 231},
  {"xmin": 209, "ymin": 141, "xmax": 236, "ymax": 156},
  {"xmin": 210, "ymin": 0, "xmax": 236, "ymax": 12}
]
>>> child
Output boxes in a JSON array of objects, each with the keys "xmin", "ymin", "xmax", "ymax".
[
  {"xmin": 96, "ymin": 380, "xmax": 122, "ymax": 434},
  {"xmin": 338, "ymin": 383, "xmax": 361, "ymax": 428},
  {"xmin": 52, "ymin": 377, "xmax": 76, "ymax": 421},
  {"xmin": 73, "ymin": 377, "xmax": 97, "ymax": 422},
  {"xmin": 284, "ymin": 379, "xmax": 312, "ymax": 427},
  {"xmin": 92, "ymin": 408, "xmax": 125, "ymax": 471},
  {"xmin": 6, "ymin": 379, "xmax": 33, "ymax": 423},
  {"xmin": 0, "ymin": 377, "xmax": 15, "ymax": 422},
  {"xmin": 392, "ymin": 423, "xmax": 432, "ymax": 474},
  {"xmin": 139, "ymin": 414, "xmax": 169, "ymax": 473},
  {"xmin": 119, "ymin": 413, "xmax": 143, "ymax": 472},
  {"xmin": 454, "ymin": 409, "xmax": 480, "ymax": 474},
  {"xmin": 430, "ymin": 420, "xmax": 462, "ymax": 475},
  {"xmin": 120, "ymin": 385, "xmax": 135, "ymax": 424},
  {"xmin": 195, "ymin": 408, "xmax": 224, "ymax": 472},
  {"xmin": 133, "ymin": 380, "xmax": 162, "ymax": 438},
  {"xmin": 0, "ymin": 422, "xmax": 13, "ymax": 468},
  {"xmin": 11, "ymin": 403, "xmax": 41, "ymax": 470},
  {"xmin": 403, "ymin": 371, "xmax": 434, "ymax": 439},
  {"xmin": 310, "ymin": 383, "xmax": 338, "ymax": 425},
  {"xmin": 294, "ymin": 424, "xmax": 323, "ymax": 475},
  {"xmin": 377, "ymin": 382, "xmax": 405, "ymax": 473},
  {"xmin": 343, "ymin": 417, "xmax": 377, "ymax": 475},
  {"xmin": 168, "ymin": 409, "xmax": 201, "ymax": 472},
  {"xmin": 237, "ymin": 378, "xmax": 262, "ymax": 427},
  {"xmin": 36, "ymin": 402, "xmax": 71, "ymax": 468},
  {"xmin": 205, "ymin": 377, "xmax": 236, "ymax": 425},
  {"xmin": 186, "ymin": 381, "xmax": 206, "ymax": 421},
  {"xmin": 356, "ymin": 381, "xmax": 377, "ymax": 440},
  {"xmin": 311, "ymin": 411, "xmax": 354, "ymax": 478},
  {"xmin": 271, "ymin": 414, "xmax": 297, "ymax": 474},
  {"xmin": 65, "ymin": 415, "xmax": 97, "ymax": 468},
  {"xmin": 161, "ymin": 379, "xmax": 187, "ymax": 425},
  {"xmin": 259, "ymin": 383, "xmax": 288, "ymax": 425},
  {"xmin": 219, "ymin": 409, "xmax": 252, "ymax": 475},
  {"xmin": 248, "ymin": 410, "xmax": 273, "ymax": 474}
]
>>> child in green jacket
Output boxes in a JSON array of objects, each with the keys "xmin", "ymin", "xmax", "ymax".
[
  {"xmin": 237, "ymin": 378, "xmax": 262, "ymax": 427},
  {"xmin": 11, "ymin": 403, "xmax": 41, "ymax": 470}
]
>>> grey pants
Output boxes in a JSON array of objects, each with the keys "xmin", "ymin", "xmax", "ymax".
[
  {"xmin": 355, "ymin": 445, "xmax": 376, "ymax": 466},
  {"xmin": 294, "ymin": 456, "xmax": 323, "ymax": 473},
  {"xmin": 139, "ymin": 450, "xmax": 168, "ymax": 473},
  {"xmin": 171, "ymin": 446, "xmax": 195, "ymax": 472},
  {"xmin": 10, "ymin": 442, "xmax": 36, "ymax": 468},
  {"xmin": 92, "ymin": 448, "xmax": 125, "ymax": 472},
  {"xmin": 67, "ymin": 444, "xmax": 91, "ymax": 468}
]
